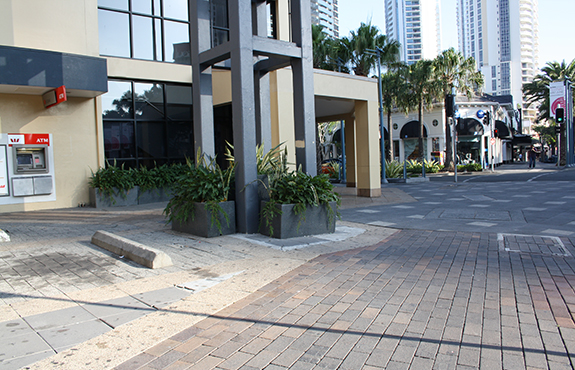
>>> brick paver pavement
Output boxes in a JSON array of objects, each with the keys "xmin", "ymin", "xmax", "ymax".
[{"xmin": 115, "ymin": 229, "xmax": 575, "ymax": 369}]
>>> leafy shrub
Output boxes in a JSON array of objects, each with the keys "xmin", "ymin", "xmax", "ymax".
[
  {"xmin": 261, "ymin": 170, "xmax": 341, "ymax": 235},
  {"xmin": 385, "ymin": 160, "xmax": 404, "ymax": 178},
  {"xmin": 89, "ymin": 161, "xmax": 136, "ymax": 201},
  {"xmin": 163, "ymin": 151, "xmax": 236, "ymax": 234},
  {"xmin": 457, "ymin": 163, "xmax": 483, "ymax": 172}
]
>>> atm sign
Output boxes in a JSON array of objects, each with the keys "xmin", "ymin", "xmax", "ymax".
[{"xmin": 8, "ymin": 134, "xmax": 50, "ymax": 146}]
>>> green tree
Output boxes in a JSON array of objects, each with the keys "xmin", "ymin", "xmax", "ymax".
[
  {"xmin": 523, "ymin": 60, "xmax": 575, "ymax": 123},
  {"xmin": 434, "ymin": 48, "xmax": 484, "ymax": 170},
  {"xmin": 381, "ymin": 64, "xmax": 410, "ymax": 160},
  {"xmin": 404, "ymin": 59, "xmax": 438, "ymax": 160},
  {"xmin": 341, "ymin": 22, "xmax": 399, "ymax": 77},
  {"xmin": 523, "ymin": 59, "xmax": 575, "ymax": 165},
  {"xmin": 312, "ymin": 25, "xmax": 350, "ymax": 73}
]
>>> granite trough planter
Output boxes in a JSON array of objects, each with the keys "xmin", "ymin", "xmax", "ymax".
[
  {"xmin": 89, "ymin": 187, "xmax": 139, "ymax": 208},
  {"xmin": 171, "ymin": 201, "xmax": 236, "ymax": 238},
  {"xmin": 259, "ymin": 201, "xmax": 337, "ymax": 239},
  {"xmin": 137, "ymin": 187, "xmax": 172, "ymax": 204}
]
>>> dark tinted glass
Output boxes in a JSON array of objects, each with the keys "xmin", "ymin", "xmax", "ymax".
[
  {"xmin": 164, "ymin": 21, "xmax": 190, "ymax": 64},
  {"xmin": 104, "ymin": 121, "xmax": 136, "ymax": 159},
  {"xmin": 102, "ymin": 81, "xmax": 133, "ymax": 119},
  {"xmin": 133, "ymin": 15, "xmax": 154, "ymax": 60},
  {"xmin": 165, "ymin": 85, "xmax": 192, "ymax": 120},
  {"xmin": 98, "ymin": 10, "xmax": 130, "ymax": 57},
  {"xmin": 167, "ymin": 122, "xmax": 194, "ymax": 158},
  {"xmin": 135, "ymin": 83, "xmax": 164, "ymax": 120},
  {"xmin": 137, "ymin": 121, "xmax": 166, "ymax": 158}
]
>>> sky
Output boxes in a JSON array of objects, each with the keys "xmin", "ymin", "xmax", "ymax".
[{"xmin": 337, "ymin": 0, "xmax": 575, "ymax": 70}]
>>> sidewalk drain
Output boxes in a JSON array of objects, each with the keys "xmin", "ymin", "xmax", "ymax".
[{"xmin": 497, "ymin": 233, "xmax": 571, "ymax": 257}]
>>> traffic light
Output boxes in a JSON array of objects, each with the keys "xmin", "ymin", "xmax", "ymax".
[
  {"xmin": 494, "ymin": 128, "xmax": 499, "ymax": 137},
  {"xmin": 482, "ymin": 111, "xmax": 490, "ymax": 125},
  {"xmin": 556, "ymin": 107, "xmax": 565, "ymax": 124},
  {"xmin": 445, "ymin": 94, "xmax": 455, "ymax": 117}
]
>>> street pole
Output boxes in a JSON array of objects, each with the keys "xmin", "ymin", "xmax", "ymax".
[
  {"xmin": 452, "ymin": 117, "xmax": 457, "ymax": 183},
  {"xmin": 372, "ymin": 48, "xmax": 387, "ymax": 184}
]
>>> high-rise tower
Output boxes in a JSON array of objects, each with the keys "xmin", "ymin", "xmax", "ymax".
[
  {"xmin": 311, "ymin": 0, "xmax": 339, "ymax": 38},
  {"xmin": 384, "ymin": 0, "xmax": 441, "ymax": 64},
  {"xmin": 457, "ymin": 0, "xmax": 539, "ymax": 131}
]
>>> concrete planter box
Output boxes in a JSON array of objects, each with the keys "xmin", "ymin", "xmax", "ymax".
[
  {"xmin": 260, "ymin": 201, "xmax": 337, "ymax": 239},
  {"xmin": 90, "ymin": 187, "xmax": 139, "ymax": 208},
  {"xmin": 172, "ymin": 201, "xmax": 236, "ymax": 238},
  {"xmin": 137, "ymin": 187, "xmax": 172, "ymax": 204},
  {"xmin": 387, "ymin": 177, "xmax": 430, "ymax": 184}
]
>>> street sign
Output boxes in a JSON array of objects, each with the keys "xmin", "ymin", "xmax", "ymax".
[{"xmin": 490, "ymin": 137, "xmax": 495, "ymax": 145}]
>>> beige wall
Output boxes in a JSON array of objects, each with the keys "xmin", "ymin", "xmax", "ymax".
[
  {"xmin": 0, "ymin": 93, "xmax": 100, "ymax": 212},
  {"xmin": 0, "ymin": 0, "xmax": 99, "ymax": 56},
  {"xmin": 107, "ymin": 58, "xmax": 193, "ymax": 85}
]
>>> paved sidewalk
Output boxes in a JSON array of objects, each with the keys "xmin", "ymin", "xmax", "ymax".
[
  {"xmin": 0, "ymin": 196, "xmax": 398, "ymax": 370},
  {"xmin": 111, "ymin": 229, "xmax": 575, "ymax": 370}
]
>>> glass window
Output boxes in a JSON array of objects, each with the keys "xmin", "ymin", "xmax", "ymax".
[
  {"xmin": 164, "ymin": 20, "xmax": 190, "ymax": 64},
  {"xmin": 164, "ymin": 0, "xmax": 188, "ymax": 21},
  {"xmin": 102, "ymin": 81, "xmax": 133, "ymax": 119},
  {"xmin": 98, "ymin": 0, "xmax": 128, "ymax": 11},
  {"xmin": 132, "ymin": 0, "xmax": 152, "ymax": 15},
  {"xmin": 102, "ymin": 80, "xmax": 193, "ymax": 168},
  {"xmin": 166, "ymin": 85, "xmax": 193, "ymax": 120},
  {"xmin": 104, "ymin": 121, "xmax": 136, "ymax": 159},
  {"xmin": 138, "ymin": 121, "xmax": 166, "ymax": 159},
  {"xmin": 98, "ymin": 10, "xmax": 130, "ymax": 58},
  {"xmin": 135, "ymin": 83, "xmax": 164, "ymax": 120},
  {"xmin": 133, "ymin": 15, "xmax": 154, "ymax": 60},
  {"xmin": 99, "ymin": 0, "xmax": 189, "ymax": 64},
  {"xmin": 168, "ymin": 122, "xmax": 194, "ymax": 158}
]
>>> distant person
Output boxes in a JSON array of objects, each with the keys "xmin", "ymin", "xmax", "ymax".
[
  {"xmin": 528, "ymin": 147, "xmax": 536, "ymax": 168},
  {"xmin": 518, "ymin": 153, "xmax": 523, "ymax": 162}
]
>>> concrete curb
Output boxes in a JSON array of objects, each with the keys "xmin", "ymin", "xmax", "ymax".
[
  {"xmin": 0, "ymin": 229, "xmax": 9, "ymax": 242},
  {"xmin": 91, "ymin": 230, "xmax": 173, "ymax": 269}
]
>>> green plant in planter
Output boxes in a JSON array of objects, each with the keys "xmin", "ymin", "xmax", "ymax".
[
  {"xmin": 385, "ymin": 160, "xmax": 404, "ymax": 178},
  {"xmin": 163, "ymin": 150, "xmax": 236, "ymax": 234},
  {"xmin": 89, "ymin": 160, "xmax": 136, "ymax": 203},
  {"xmin": 261, "ymin": 169, "xmax": 341, "ymax": 235},
  {"xmin": 133, "ymin": 163, "xmax": 188, "ymax": 192}
]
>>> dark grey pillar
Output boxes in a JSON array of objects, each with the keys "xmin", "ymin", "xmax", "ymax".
[
  {"xmin": 253, "ymin": 0, "xmax": 272, "ymax": 151},
  {"xmin": 190, "ymin": 0, "xmax": 215, "ymax": 158},
  {"xmin": 291, "ymin": 0, "xmax": 317, "ymax": 175},
  {"xmin": 229, "ymin": 1, "xmax": 259, "ymax": 233}
]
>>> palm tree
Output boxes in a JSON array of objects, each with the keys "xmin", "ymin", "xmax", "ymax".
[
  {"xmin": 404, "ymin": 59, "xmax": 438, "ymax": 160},
  {"xmin": 434, "ymin": 48, "xmax": 484, "ymax": 171},
  {"xmin": 523, "ymin": 59, "xmax": 575, "ymax": 165},
  {"xmin": 312, "ymin": 24, "xmax": 351, "ymax": 73},
  {"xmin": 341, "ymin": 22, "xmax": 399, "ymax": 77},
  {"xmin": 523, "ymin": 59, "xmax": 575, "ymax": 123},
  {"xmin": 380, "ymin": 64, "xmax": 410, "ymax": 160}
]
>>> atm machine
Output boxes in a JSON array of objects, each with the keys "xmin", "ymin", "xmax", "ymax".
[{"xmin": 0, "ymin": 133, "xmax": 56, "ymax": 205}]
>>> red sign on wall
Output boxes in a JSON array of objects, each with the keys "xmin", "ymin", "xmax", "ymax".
[
  {"xmin": 8, "ymin": 134, "xmax": 50, "ymax": 146},
  {"xmin": 42, "ymin": 85, "xmax": 67, "ymax": 108}
]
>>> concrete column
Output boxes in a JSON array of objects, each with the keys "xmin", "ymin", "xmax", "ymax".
[
  {"xmin": 253, "ymin": 0, "xmax": 271, "ymax": 151},
  {"xmin": 355, "ymin": 100, "xmax": 381, "ymax": 197},
  {"xmin": 290, "ymin": 0, "xmax": 316, "ymax": 175},
  {"xmin": 228, "ymin": 0, "xmax": 259, "ymax": 233},
  {"xmin": 344, "ymin": 115, "xmax": 356, "ymax": 188},
  {"xmin": 190, "ymin": 0, "xmax": 215, "ymax": 157}
]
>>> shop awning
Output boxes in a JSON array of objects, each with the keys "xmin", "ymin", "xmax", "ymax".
[
  {"xmin": 456, "ymin": 118, "xmax": 484, "ymax": 136},
  {"xmin": 0, "ymin": 45, "xmax": 107, "ymax": 98},
  {"xmin": 495, "ymin": 120, "xmax": 512, "ymax": 139},
  {"xmin": 400, "ymin": 120, "xmax": 427, "ymax": 139}
]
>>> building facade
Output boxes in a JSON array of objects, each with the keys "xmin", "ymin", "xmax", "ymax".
[
  {"xmin": 0, "ymin": 0, "xmax": 381, "ymax": 218},
  {"xmin": 457, "ymin": 0, "xmax": 538, "ymax": 133},
  {"xmin": 384, "ymin": 0, "xmax": 441, "ymax": 64},
  {"xmin": 310, "ymin": 0, "xmax": 339, "ymax": 38}
]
